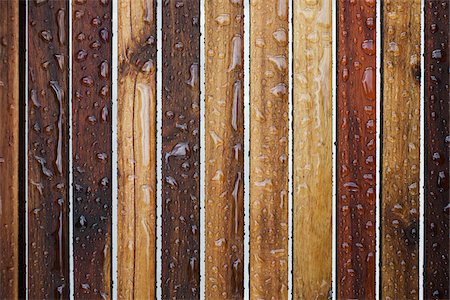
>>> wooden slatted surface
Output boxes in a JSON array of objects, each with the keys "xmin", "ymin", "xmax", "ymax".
[
  {"xmin": 162, "ymin": 1, "xmax": 201, "ymax": 299},
  {"xmin": 205, "ymin": 0, "xmax": 244, "ymax": 299},
  {"xmin": 27, "ymin": 0, "xmax": 70, "ymax": 297},
  {"xmin": 72, "ymin": 1, "xmax": 112, "ymax": 298},
  {"xmin": 424, "ymin": 1, "xmax": 449, "ymax": 298},
  {"xmin": 0, "ymin": 1, "xmax": 19, "ymax": 298},
  {"xmin": 381, "ymin": 1, "xmax": 421, "ymax": 298},
  {"xmin": 337, "ymin": 0, "xmax": 376, "ymax": 298},
  {"xmin": 250, "ymin": 1, "xmax": 289, "ymax": 299},
  {"xmin": 293, "ymin": 0, "xmax": 332, "ymax": 298},
  {"xmin": 117, "ymin": 0, "xmax": 156, "ymax": 298}
]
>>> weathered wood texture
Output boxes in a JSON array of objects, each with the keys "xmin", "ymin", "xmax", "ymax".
[
  {"xmin": 27, "ymin": 0, "xmax": 70, "ymax": 298},
  {"xmin": 117, "ymin": 0, "xmax": 156, "ymax": 298},
  {"xmin": 204, "ymin": 1, "xmax": 244, "ymax": 299},
  {"xmin": 293, "ymin": 0, "xmax": 332, "ymax": 298},
  {"xmin": 72, "ymin": 1, "xmax": 112, "ymax": 298},
  {"xmin": 381, "ymin": 1, "xmax": 421, "ymax": 298},
  {"xmin": 162, "ymin": 1, "xmax": 200, "ymax": 299},
  {"xmin": 337, "ymin": 0, "xmax": 376, "ymax": 298},
  {"xmin": 250, "ymin": 1, "xmax": 289, "ymax": 299},
  {"xmin": 0, "ymin": 1, "xmax": 19, "ymax": 298},
  {"xmin": 424, "ymin": 1, "xmax": 449, "ymax": 299}
]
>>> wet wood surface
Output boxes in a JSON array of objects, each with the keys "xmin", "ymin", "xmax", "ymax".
[
  {"xmin": 293, "ymin": 0, "xmax": 332, "ymax": 298},
  {"xmin": 27, "ymin": 0, "xmax": 70, "ymax": 298},
  {"xmin": 337, "ymin": 0, "xmax": 376, "ymax": 298},
  {"xmin": 0, "ymin": 1, "xmax": 19, "ymax": 298},
  {"xmin": 424, "ymin": 1, "xmax": 449, "ymax": 299},
  {"xmin": 381, "ymin": 0, "xmax": 421, "ymax": 298},
  {"xmin": 72, "ymin": 1, "xmax": 112, "ymax": 298},
  {"xmin": 250, "ymin": 1, "xmax": 289, "ymax": 299},
  {"xmin": 117, "ymin": 0, "xmax": 156, "ymax": 298},
  {"xmin": 205, "ymin": 0, "xmax": 244, "ymax": 299},
  {"xmin": 162, "ymin": 1, "xmax": 200, "ymax": 299}
]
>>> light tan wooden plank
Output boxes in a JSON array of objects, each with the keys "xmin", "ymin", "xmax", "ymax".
[
  {"xmin": 293, "ymin": 0, "xmax": 332, "ymax": 299},
  {"xmin": 117, "ymin": 0, "xmax": 156, "ymax": 298}
]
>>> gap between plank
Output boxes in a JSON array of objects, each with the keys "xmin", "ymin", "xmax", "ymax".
[
  {"xmin": 375, "ymin": 0, "xmax": 382, "ymax": 299},
  {"xmin": 24, "ymin": 0, "xmax": 29, "ymax": 298},
  {"xmin": 155, "ymin": 0, "xmax": 163, "ymax": 297},
  {"xmin": 243, "ymin": 0, "xmax": 251, "ymax": 298},
  {"xmin": 288, "ymin": 0, "xmax": 293, "ymax": 298},
  {"xmin": 331, "ymin": 0, "xmax": 337, "ymax": 298},
  {"xmin": 419, "ymin": 0, "xmax": 425, "ymax": 298},
  {"xmin": 199, "ymin": 0, "xmax": 206, "ymax": 298},
  {"xmin": 68, "ymin": 0, "xmax": 74, "ymax": 298},
  {"xmin": 111, "ymin": 0, "xmax": 119, "ymax": 298}
]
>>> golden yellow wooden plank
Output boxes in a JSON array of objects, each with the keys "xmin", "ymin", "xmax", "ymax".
[
  {"xmin": 250, "ymin": 1, "xmax": 289, "ymax": 299},
  {"xmin": 205, "ymin": 0, "xmax": 244, "ymax": 298},
  {"xmin": 381, "ymin": 0, "xmax": 421, "ymax": 298},
  {"xmin": 117, "ymin": 0, "xmax": 156, "ymax": 298},
  {"xmin": 293, "ymin": 0, "xmax": 332, "ymax": 299}
]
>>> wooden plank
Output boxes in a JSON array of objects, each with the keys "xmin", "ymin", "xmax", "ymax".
[
  {"xmin": 337, "ymin": 0, "xmax": 376, "ymax": 298},
  {"xmin": 381, "ymin": 1, "xmax": 421, "ymax": 298},
  {"xmin": 293, "ymin": 0, "xmax": 332, "ymax": 298},
  {"xmin": 162, "ymin": 1, "xmax": 200, "ymax": 298},
  {"xmin": 117, "ymin": 0, "xmax": 156, "ymax": 298},
  {"xmin": 204, "ymin": 0, "xmax": 244, "ymax": 298},
  {"xmin": 27, "ymin": 0, "xmax": 70, "ymax": 298},
  {"xmin": 424, "ymin": 1, "xmax": 449, "ymax": 298},
  {"xmin": 0, "ymin": 1, "xmax": 19, "ymax": 298},
  {"xmin": 250, "ymin": 1, "xmax": 289, "ymax": 299},
  {"xmin": 72, "ymin": 1, "xmax": 112, "ymax": 298}
]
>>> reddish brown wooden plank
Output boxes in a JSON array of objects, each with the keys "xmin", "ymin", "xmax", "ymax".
[
  {"xmin": 0, "ymin": 1, "xmax": 19, "ymax": 298},
  {"xmin": 72, "ymin": 1, "xmax": 112, "ymax": 298},
  {"xmin": 117, "ymin": 0, "xmax": 157, "ymax": 298},
  {"xmin": 204, "ymin": 1, "xmax": 244, "ymax": 298},
  {"xmin": 162, "ymin": 1, "xmax": 200, "ymax": 298},
  {"xmin": 424, "ymin": 1, "xmax": 449, "ymax": 299},
  {"xmin": 337, "ymin": 0, "xmax": 376, "ymax": 298},
  {"xmin": 27, "ymin": 0, "xmax": 70, "ymax": 297}
]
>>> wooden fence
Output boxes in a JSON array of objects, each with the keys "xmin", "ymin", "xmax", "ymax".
[{"xmin": 0, "ymin": 0, "xmax": 448, "ymax": 299}]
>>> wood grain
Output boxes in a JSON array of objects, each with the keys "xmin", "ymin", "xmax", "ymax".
[
  {"xmin": 337, "ymin": 0, "xmax": 376, "ymax": 298},
  {"xmin": 293, "ymin": 0, "xmax": 332, "ymax": 298},
  {"xmin": 250, "ymin": 1, "xmax": 289, "ymax": 299},
  {"xmin": 27, "ymin": 0, "xmax": 70, "ymax": 297},
  {"xmin": 205, "ymin": 1, "xmax": 244, "ymax": 298},
  {"xmin": 424, "ymin": 1, "xmax": 449, "ymax": 299},
  {"xmin": 162, "ymin": 1, "xmax": 200, "ymax": 299},
  {"xmin": 381, "ymin": 0, "xmax": 421, "ymax": 298},
  {"xmin": 0, "ymin": 1, "xmax": 19, "ymax": 298},
  {"xmin": 117, "ymin": 0, "xmax": 156, "ymax": 298},
  {"xmin": 72, "ymin": 1, "xmax": 112, "ymax": 298}
]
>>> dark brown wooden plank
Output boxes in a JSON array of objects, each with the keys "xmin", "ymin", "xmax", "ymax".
[
  {"xmin": 424, "ymin": 1, "xmax": 449, "ymax": 299},
  {"xmin": 0, "ymin": 1, "xmax": 19, "ymax": 298},
  {"xmin": 381, "ymin": 0, "xmax": 421, "ymax": 298},
  {"xmin": 162, "ymin": 1, "xmax": 200, "ymax": 298},
  {"xmin": 72, "ymin": 0, "xmax": 112, "ymax": 298},
  {"xmin": 337, "ymin": 0, "xmax": 376, "ymax": 298},
  {"xmin": 27, "ymin": 0, "xmax": 70, "ymax": 297},
  {"xmin": 204, "ymin": 1, "xmax": 244, "ymax": 298}
]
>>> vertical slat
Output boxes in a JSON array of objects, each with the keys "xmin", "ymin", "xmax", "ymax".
[
  {"xmin": 0, "ymin": 1, "xmax": 19, "ymax": 298},
  {"xmin": 205, "ymin": 0, "xmax": 244, "ymax": 298},
  {"xmin": 72, "ymin": 0, "xmax": 112, "ymax": 298},
  {"xmin": 293, "ymin": 0, "xmax": 332, "ymax": 298},
  {"xmin": 250, "ymin": 1, "xmax": 289, "ymax": 299},
  {"xmin": 424, "ymin": 1, "xmax": 449, "ymax": 298},
  {"xmin": 162, "ymin": 1, "xmax": 200, "ymax": 298},
  {"xmin": 337, "ymin": 0, "xmax": 376, "ymax": 298},
  {"xmin": 117, "ymin": 0, "xmax": 156, "ymax": 298},
  {"xmin": 27, "ymin": 0, "xmax": 70, "ymax": 297},
  {"xmin": 381, "ymin": 0, "xmax": 421, "ymax": 298}
]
